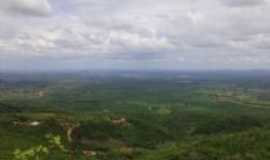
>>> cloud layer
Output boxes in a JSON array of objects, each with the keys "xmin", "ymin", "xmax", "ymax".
[{"xmin": 1, "ymin": 0, "xmax": 270, "ymax": 71}]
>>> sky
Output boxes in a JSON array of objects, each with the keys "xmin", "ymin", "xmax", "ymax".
[{"xmin": 0, "ymin": 0, "xmax": 270, "ymax": 71}]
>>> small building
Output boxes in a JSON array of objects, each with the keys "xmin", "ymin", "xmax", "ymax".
[
  {"xmin": 13, "ymin": 121, "xmax": 41, "ymax": 127},
  {"xmin": 112, "ymin": 118, "xmax": 129, "ymax": 126},
  {"xmin": 29, "ymin": 121, "xmax": 40, "ymax": 126},
  {"xmin": 82, "ymin": 150, "xmax": 97, "ymax": 157}
]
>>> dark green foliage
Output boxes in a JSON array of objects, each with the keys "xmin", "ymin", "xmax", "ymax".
[{"xmin": 140, "ymin": 128, "xmax": 270, "ymax": 160}]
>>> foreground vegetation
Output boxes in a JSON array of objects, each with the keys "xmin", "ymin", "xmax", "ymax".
[{"xmin": 1, "ymin": 71, "xmax": 270, "ymax": 159}]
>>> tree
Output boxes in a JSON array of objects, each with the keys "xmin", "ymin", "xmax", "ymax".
[{"xmin": 13, "ymin": 134, "xmax": 68, "ymax": 160}]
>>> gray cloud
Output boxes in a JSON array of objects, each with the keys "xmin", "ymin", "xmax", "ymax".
[
  {"xmin": 0, "ymin": 0, "xmax": 52, "ymax": 17},
  {"xmin": 220, "ymin": 0, "xmax": 266, "ymax": 7}
]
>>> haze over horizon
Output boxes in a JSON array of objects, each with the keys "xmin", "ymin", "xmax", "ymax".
[{"xmin": 1, "ymin": 0, "xmax": 270, "ymax": 71}]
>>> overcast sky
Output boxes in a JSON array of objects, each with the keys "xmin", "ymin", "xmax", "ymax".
[{"xmin": 1, "ymin": 0, "xmax": 270, "ymax": 71}]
